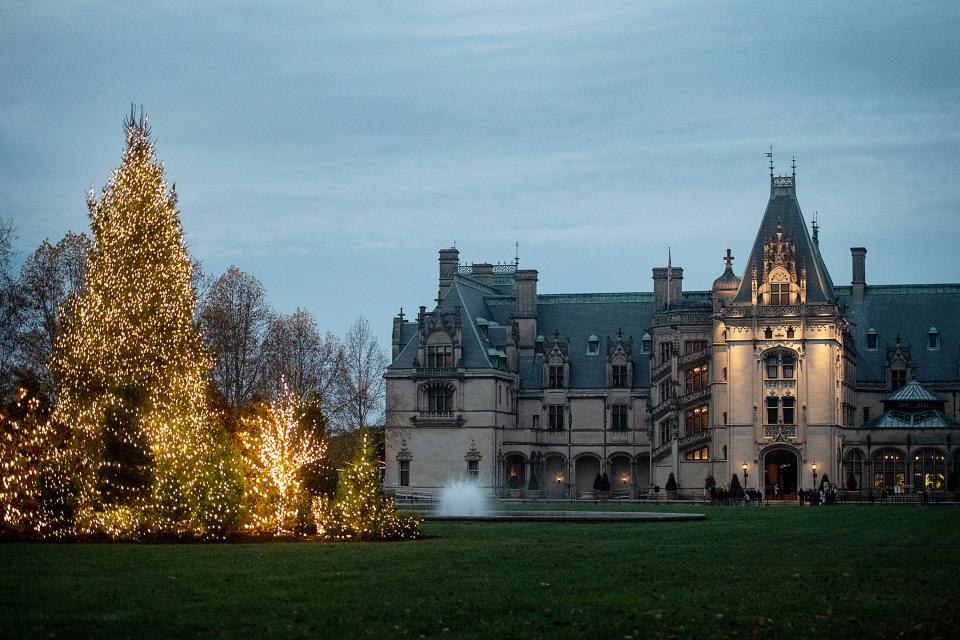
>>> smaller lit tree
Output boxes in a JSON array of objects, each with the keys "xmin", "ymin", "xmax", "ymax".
[
  {"xmin": 239, "ymin": 381, "xmax": 326, "ymax": 535},
  {"xmin": 0, "ymin": 388, "xmax": 54, "ymax": 535},
  {"xmin": 317, "ymin": 430, "xmax": 420, "ymax": 541}
]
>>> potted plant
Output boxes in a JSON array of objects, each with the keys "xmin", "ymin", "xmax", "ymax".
[
  {"xmin": 507, "ymin": 474, "xmax": 521, "ymax": 499},
  {"xmin": 597, "ymin": 473, "xmax": 611, "ymax": 501},
  {"xmin": 845, "ymin": 471, "xmax": 859, "ymax": 501},
  {"xmin": 665, "ymin": 472, "xmax": 679, "ymax": 500},
  {"xmin": 527, "ymin": 473, "xmax": 540, "ymax": 501}
]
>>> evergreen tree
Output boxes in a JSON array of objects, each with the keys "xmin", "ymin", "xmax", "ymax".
[
  {"xmin": 317, "ymin": 429, "xmax": 419, "ymax": 541},
  {"xmin": 51, "ymin": 108, "xmax": 241, "ymax": 537}
]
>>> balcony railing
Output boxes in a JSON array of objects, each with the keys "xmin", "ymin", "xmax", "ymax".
[
  {"xmin": 678, "ymin": 347, "xmax": 710, "ymax": 367},
  {"xmin": 678, "ymin": 429, "xmax": 711, "ymax": 450},
  {"xmin": 410, "ymin": 411, "xmax": 465, "ymax": 427},
  {"xmin": 414, "ymin": 367, "xmax": 458, "ymax": 378},
  {"xmin": 651, "ymin": 359, "xmax": 672, "ymax": 381},
  {"xmin": 651, "ymin": 397, "xmax": 677, "ymax": 420},
  {"xmin": 679, "ymin": 387, "xmax": 710, "ymax": 407}
]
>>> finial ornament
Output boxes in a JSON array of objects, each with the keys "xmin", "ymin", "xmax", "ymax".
[
  {"xmin": 514, "ymin": 241, "xmax": 519, "ymax": 266},
  {"xmin": 766, "ymin": 145, "xmax": 774, "ymax": 178},
  {"xmin": 723, "ymin": 249, "xmax": 735, "ymax": 268},
  {"xmin": 791, "ymin": 155, "xmax": 797, "ymax": 179}
]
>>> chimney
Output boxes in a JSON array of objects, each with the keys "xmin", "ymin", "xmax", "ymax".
[
  {"xmin": 652, "ymin": 266, "xmax": 683, "ymax": 313},
  {"xmin": 850, "ymin": 247, "xmax": 867, "ymax": 304},
  {"xmin": 471, "ymin": 263, "xmax": 493, "ymax": 285},
  {"xmin": 515, "ymin": 269, "xmax": 538, "ymax": 355},
  {"xmin": 438, "ymin": 248, "xmax": 459, "ymax": 301}
]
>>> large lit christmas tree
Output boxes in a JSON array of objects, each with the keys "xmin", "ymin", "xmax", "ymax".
[{"xmin": 51, "ymin": 108, "xmax": 241, "ymax": 537}]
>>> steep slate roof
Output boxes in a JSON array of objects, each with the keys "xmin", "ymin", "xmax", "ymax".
[
  {"xmin": 733, "ymin": 176, "xmax": 835, "ymax": 303},
  {"xmin": 887, "ymin": 379, "xmax": 942, "ymax": 403},
  {"xmin": 838, "ymin": 284, "xmax": 960, "ymax": 384}
]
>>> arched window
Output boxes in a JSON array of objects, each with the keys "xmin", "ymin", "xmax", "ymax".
[
  {"xmin": 844, "ymin": 450, "xmax": 864, "ymax": 490},
  {"xmin": 912, "ymin": 449, "xmax": 946, "ymax": 490},
  {"xmin": 928, "ymin": 327, "xmax": 940, "ymax": 350},
  {"xmin": 872, "ymin": 449, "xmax": 905, "ymax": 490},
  {"xmin": 423, "ymin": 382, "xmax": 455, "ymax": 415},
  {"xmin": 866, "ymin": 328, "xmax": 878, "ymax": 351}
]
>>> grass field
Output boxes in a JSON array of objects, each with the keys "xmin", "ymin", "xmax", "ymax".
[{"xmin": 3, "ymin": 505, "xmax": 959, "ymax": 639}]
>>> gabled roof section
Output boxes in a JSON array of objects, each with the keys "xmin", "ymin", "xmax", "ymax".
[{"xmin": 733, "ymin": 174, "xmax": 835, "ymax": 303}]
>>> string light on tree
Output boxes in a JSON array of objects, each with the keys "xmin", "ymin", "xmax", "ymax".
[{"xmin": 239, "ymin": 379, "xmax": 326, "ymax": 535}]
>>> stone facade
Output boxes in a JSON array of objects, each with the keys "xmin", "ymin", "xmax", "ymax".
[{"xmin": 385, "ymin": 169, "xmax": 960, "ymax": 498}]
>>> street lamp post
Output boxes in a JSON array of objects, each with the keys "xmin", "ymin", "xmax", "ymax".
[
  {"xmin": 742, "ymin": 463, "xmax": 749, "ymax": 488},
  {"xmin": 812, "ymin": 462, "xmax": 818, "ymax": 490}
]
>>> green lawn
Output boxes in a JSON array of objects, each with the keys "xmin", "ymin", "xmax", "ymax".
[{"xmin": 3, "ymin": 506, "xmax": 958, "ymax": 639}]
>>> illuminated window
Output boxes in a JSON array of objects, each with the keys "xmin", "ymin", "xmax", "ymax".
[
  {"xmin": 685, "ymin": 446, "xmax": 709, "ymax": 461},
  {"xmin": 427, "ymin": 344, "xmax": 453, "ymax": 368},
  {"xmin": 612, "ymin": 364, "xmax": 628, "ymax": 388},
  {"xmin": 548, "ymin": 405, "xmax": 564, "ymax": 430},
  {"xmin": 872, "ymin": 449, "xmax": 905, "ymax": 490},
  {"xmin": 685, "ymin": 405, "xmax": 708, "ymax": 434},
  {"xmin": 685, "ymin": 363, "xmax": 709, "ymax": 394},
  {"xmin": 912, "ymin": 449, "xmax": 945, "ymax": 490},
  {"xmin": 611, "ymin": 404, "xmax": 628, "ymax": 431},
  {"xmin": 399, "ymin": 460, "xmax": 410, "ymax": 487}
]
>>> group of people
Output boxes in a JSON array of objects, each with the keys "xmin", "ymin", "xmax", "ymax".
[
  {"xmin": 798, "ymin": 486, "xmax": 838, "ymax": 506},
  {"xmin": 708, "ymin": 486, "xmax": 764, "ymax": 506}
]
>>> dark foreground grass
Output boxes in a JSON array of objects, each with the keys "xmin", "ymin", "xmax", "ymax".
[{"xmin": 3, "ymin": 506, "xmax": 959, "ymax": 639}]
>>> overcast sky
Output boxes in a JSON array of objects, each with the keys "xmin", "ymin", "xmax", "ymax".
[{"xmin": 2, "ymin": 1, "xmax": 958, "ymax": 350}]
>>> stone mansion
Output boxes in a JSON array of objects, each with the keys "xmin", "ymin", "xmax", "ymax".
[{"xmin": 383, "ymin": 168, "xmax": 960, "ymax": 499}]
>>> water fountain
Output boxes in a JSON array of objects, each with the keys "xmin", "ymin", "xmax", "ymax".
[{"xmin": 437, "ymin": 479, "xmax": 490, "ymax": 516}]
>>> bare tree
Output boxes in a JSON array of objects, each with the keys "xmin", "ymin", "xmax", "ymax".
[
  {"xmin": 0, "ymin": 219, "xmax": 21, "ymax": 400},
  {"xmin": 17, "ymin": 231, "xmax": 91, "ymax": 396},
  {"xmin": 200, "ymin": 266, "xmax": 270, "ymax": 416},
  {"xmin": 261, "ymin": 308, "xmax": 345, "ymax": 417},
  {"xmin": 338, "ymin": 315, "xmax": 387, "ymax": 432}
]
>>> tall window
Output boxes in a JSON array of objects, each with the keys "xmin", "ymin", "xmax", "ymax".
[
  {"xmin": 467, "ymin": 460, "xmax": 479, "ymax": 481},
  {"xmin": 770, "ymin": 282, "xmax": 790, "ymax": 305},
  {"xmin": 928, "ymin": 328, "xmax": 940, "ymax": 350},
  {"xmin": 862, "ymin": 406, "xmax": 870, "ymax": 425},
  {"xmin": 399, "ymin": 460, "xmax": 410, "ymax": 487},
  {"xmin": 912, "ymin": 449, "xmax": 946, "ymax": 490},
  {"xmin": 659, "ymin": 420, "xmax": 671, "ymax": 445},
  {"xmin": 685, "ymin": 405, "xmax": 708, "ymax": 434},
  {"xmin": 612, "ymin": 364, "xmax": 628, "ymax": 388},
  {"xmin": 611, "ymin": 405, "xmax": 628, "ymax": 431},
  {"xmin": 548, "ymin": 365, "xmax": 564, "ymax": 389},
  {"xmin": 844, "ymin": 450, "xmax": 864, "ymax": 490},
  {"xmin": 427, "ymin": 385, "xmax": 454, "ymax": 414},
  {"xmin": 872, "ymin": 449, "xmax": 905, "ymax": 490},
  {"xmin": 659, "ymin": 341, "xmax": 673, "ymax": 362},
  {"xmin": 891, "ymin": 369, "xmax": 906, "ymax": 391},
  {"xmin": 658, "ymin": 380, "xmax": 672, "ymax": 402},
  {"xmin": 866, "ymin": 330, "xmax": 878, "ymax": 351},
  {"xmin": 548, "ymin": 405, "xmax": 564, "ymax": 430},
  {"xmin": 427, "ymin": 344, "xmax": 453, "ymax": 367},
  {"xmin": 685, "ymin": 364, "xmax": 709, "ymax": 394},
  {"xmin": 765, "ymin": 352, "xmax": 796, "ymax": 379},
  {"xmin": 685, "ymin": 340, "xmax": 707, "ymax": 355},
  {"xmin": 765, "ymin": 396, "xmax": 795, "ymax": 424}
]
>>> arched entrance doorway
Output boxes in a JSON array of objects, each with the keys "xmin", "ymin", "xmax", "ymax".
[
  {"xmin": 574, "ymin": 455, "xmax": 600, "ymax": 497},
  {"xmin": 763, "ymin": 448, "xmax": 798, "ymax": 499}
]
